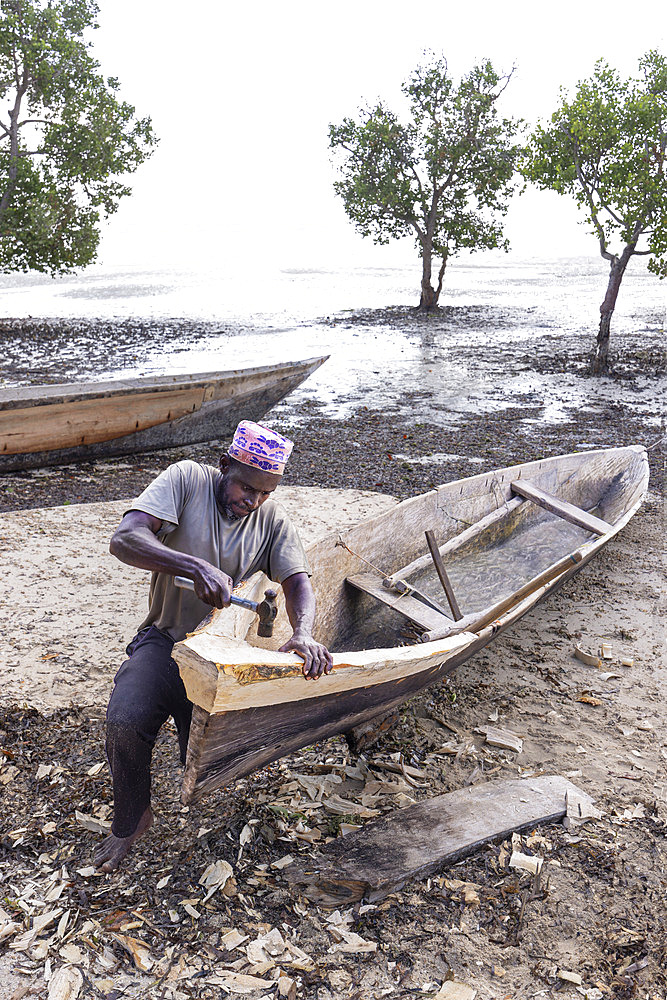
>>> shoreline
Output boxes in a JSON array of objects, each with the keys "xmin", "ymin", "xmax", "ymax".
[{"xmin": 0, "ymin": 307, "xmax": 664, "ymax": 514}]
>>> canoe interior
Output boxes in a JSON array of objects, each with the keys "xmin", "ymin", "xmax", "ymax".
[
  {"xmin": 246, "ymin": 444, "xmax": 648, "ymax": 654},
  {"xmin": 175, "ymin": 446, "xmax": 648, "ymax": 802}
]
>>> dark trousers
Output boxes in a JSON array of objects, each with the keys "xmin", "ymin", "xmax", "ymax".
[{"xmin": 105, "ymin": 626, "xmax": 192, "ymax": 838}]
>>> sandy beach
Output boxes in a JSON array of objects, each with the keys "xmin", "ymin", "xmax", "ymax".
[{"xmin": 1, "ymin": 482, "xmax": 665, "ymax": 999}]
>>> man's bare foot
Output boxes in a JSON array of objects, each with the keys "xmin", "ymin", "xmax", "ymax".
[{"xmin": 94, "ymin": 807, "xmax": 154, "ymax": 873}]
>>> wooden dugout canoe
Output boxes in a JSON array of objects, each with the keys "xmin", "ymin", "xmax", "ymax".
[
  {"xmin": 173, "ymin": 445, "xmax": 649, "ymax": 804},
  {"xmin": 0, "ymin": 355, "xmax": 327, "ymax": 471}
]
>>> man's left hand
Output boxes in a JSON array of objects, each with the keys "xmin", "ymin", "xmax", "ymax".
[{"xmin": 279, "ymin": 632, "xmax": 333, "ymax": 679}]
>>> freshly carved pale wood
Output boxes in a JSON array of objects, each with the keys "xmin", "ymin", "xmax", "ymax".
[
  {"xmin": 511, "ymin": 480, "xmax": 613, "ymax": 535},
  {"xmin": 285, "ymin": 775, "xmax": 593, "ymax": 908},
  {"xmin": 173, "ymin": 446, "xmax": 649, "ymax": 803},
  {"xmin": 0, "ymin": 356, "xmax": 327, "ymax": 469}
]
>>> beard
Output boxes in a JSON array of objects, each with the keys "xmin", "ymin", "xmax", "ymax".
[{"xmin": 220, "ymin": 504, "xmax": 241, "ymax": 521}]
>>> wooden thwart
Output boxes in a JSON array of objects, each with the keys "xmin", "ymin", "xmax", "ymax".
[
  {"xmin": 345, "ymin": 572, "xmax": 452, "ymax": 632},
  {"xmin": 285, "ymin": 775, "xmax": 593, "ymax": 909},
  {"xmin": 511, "ymin": 480, "xmax": 613, "ymax": 536}
]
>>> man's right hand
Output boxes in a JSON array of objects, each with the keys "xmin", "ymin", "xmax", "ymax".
[
  {"xmin": 110, "ymin": 513, "xmax": 234, "ymax": 610},
  {"xmin": 191, "ymin": 563, "xmax": 233, "ymax": 609}
]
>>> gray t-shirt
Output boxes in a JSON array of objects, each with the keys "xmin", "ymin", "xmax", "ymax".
[{"xmin": 129, "ymin": 460, "xmax": 309, "ymax": 641}]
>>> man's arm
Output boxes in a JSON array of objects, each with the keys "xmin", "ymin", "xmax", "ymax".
[
  {"xmin": 110, "ymin": 510, "xmax": 233, "ymax": 608},
  {"xmin": 279, "ymin": 571, "xmax": 333, "ymax": 679}
]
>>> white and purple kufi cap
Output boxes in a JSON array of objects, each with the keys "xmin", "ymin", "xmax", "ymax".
[{"xmin": 228, "ymin": 420, "xmax": 293, "ymax": 475}]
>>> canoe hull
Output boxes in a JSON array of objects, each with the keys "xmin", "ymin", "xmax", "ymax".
[
  {"xmin": 0, "ymin": 356, "xmax": 327, "ymax": 470},
  {"xmin": 179, "ymin": 538, "xmax": 598, "ymax": 803},
  {"xmin": 174, "ymin": 445, "xmax": 649, "ymax": 803}
]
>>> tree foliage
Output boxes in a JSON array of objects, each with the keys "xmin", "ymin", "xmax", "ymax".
[
  {"xmin": 329, "ymin": 56, "xmax": 522, "ymax": 310},
  {"xmin": 522, "ymin": 51, "xmax": 667, "ymax": 372},
  {"xmin": 0, "ymin": 0, "xmax": 157, "ymax": 274}
]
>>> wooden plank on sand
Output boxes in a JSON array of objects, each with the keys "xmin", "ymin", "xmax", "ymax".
[
  {"xmin": 285, "ymin": 775, "xmax": 592, "ymax": 909},
  {"xmin": 511, "ymin": 480, "xmax": 613, "ymax": 536},
  {"xmin": 346, "ymin": 572, "xmax": 451, "ymax": 632}
]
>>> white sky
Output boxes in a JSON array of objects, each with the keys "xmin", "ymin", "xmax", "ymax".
[{"xmin": 92, "ymin": 0, "xmax": 666, "ymax": 269}]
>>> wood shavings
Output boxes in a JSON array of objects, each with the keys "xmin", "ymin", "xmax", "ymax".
[
  {"xmin": 577, "ymin": 694, "xmax": 603, "ymax": 706},
  {"xmin": 574, "ymin": 645, "xmax": 602, "ymax": 667},
  {"xmin": 47, "ymin": 965, "xmax": 83, "ymax": 1000},
  {"xmin": 198, "ymin": 860, "xmax": 235, "ymax": 901},
  {"xmin": 443, "ymin": 879, "xmax": 481, "ymax": 906},
  {"xmin": 327, "ymin": 927, "xmax": 377, "ymax": 954},
  {"xmin": 0, "ymin": 764, "xmax": 19, "ymax": 785},
  {"xmin": 10, "ymin": 908, "xmax": 63, "ymax": 952},
  {"xmin": 110, "ymin": 932, "xmax": 155, "ymax": 972},
  {"xmin": 479, "ymin": 726, "xmax": 523, "ymax": 753},
  {"xmin": 434, "ymin": 982, "xmax": 477, "ymax": 999},
  {"xmin": 270, "ymin": 855, "xmax": 294, "ymax": 870},
  {"xmin": 74, "ymin": 811, "xmax": 110, "ymax": 834},
  {"xmin": 509, "ymin": 851, "xmax": 543, "ymax": 875},
  {"xmin": 220, "ymin": 928, "xmax": 249, "ymax": 950},
  {"xmin": 277, "ymin": 974, "xmax": 297, "ymax": 1000},
  {"xmin": 295, "ymin": 772, "xmax": 343, "ymax": 800},
  {"xmin": 369, "ymin": 758, "xmax": 427, "ymax": 781},
  {"xmin": 321, "ymin": 793, "xmax": 380, "ymax": 817},
  {"xmin": 205, "ymin": 970, "xmax": 275, "ymax": 992},
  {"xmin": 558, "ymin": 968, "xmax": 583, "ymax": 984}
]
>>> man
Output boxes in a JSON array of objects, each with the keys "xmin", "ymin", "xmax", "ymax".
[{"xmin": 95, "ymin": 420, "xmax": 332, "ymax": 873}]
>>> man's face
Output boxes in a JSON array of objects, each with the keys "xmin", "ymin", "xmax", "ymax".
[{"xmin": 216, "ymin": 456, "xmax": 281, "ymax": 521}]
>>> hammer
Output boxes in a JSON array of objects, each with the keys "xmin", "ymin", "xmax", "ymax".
[{"xmin": 174, "ymin": 576, "xmax": 278, "ymax": 637}]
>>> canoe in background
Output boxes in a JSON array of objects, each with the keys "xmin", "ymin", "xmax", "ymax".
[
  {"xmin": 173, "ymin": 445, "xmax": 649, "ymax": 804},
  {"xmin": 0, "ymin": 355, "xmax": 327, "ymax": 470}
]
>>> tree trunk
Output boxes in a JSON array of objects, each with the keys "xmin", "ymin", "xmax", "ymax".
[
  {"xmin": 419, "ymin": 242, "xmax": 437, "ymax": 311},
  {"xmin": 593, "ymin": 246, "xmax": 634, "ymax": 374}
]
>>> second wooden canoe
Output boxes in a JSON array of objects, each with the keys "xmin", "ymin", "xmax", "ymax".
[
  {"xmin": 173, "ymin": 445, "xmax": 648, "ymax": 803},
  {"xmin": 0, "ymin": 355, "xmax": 327, "ymax": 470}
]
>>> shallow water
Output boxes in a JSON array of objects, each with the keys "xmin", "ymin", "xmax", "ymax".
[{"xmin": 0, "ymin": 254, "xmax": 664, "ymax": 436}]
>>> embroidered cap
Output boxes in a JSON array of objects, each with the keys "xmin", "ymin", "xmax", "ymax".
[{"xmin": 228, "ymin": 420, "xmax": 293, "ymax": 475}]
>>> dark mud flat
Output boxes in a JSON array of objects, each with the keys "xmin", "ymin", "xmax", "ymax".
[
  {"xmin": 0, "ymin": 307, "xmax": 664, "ymax": 512},
  {"xmin": 0, "ymin": 316, "xmax": 234, "ymax": 386}
]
